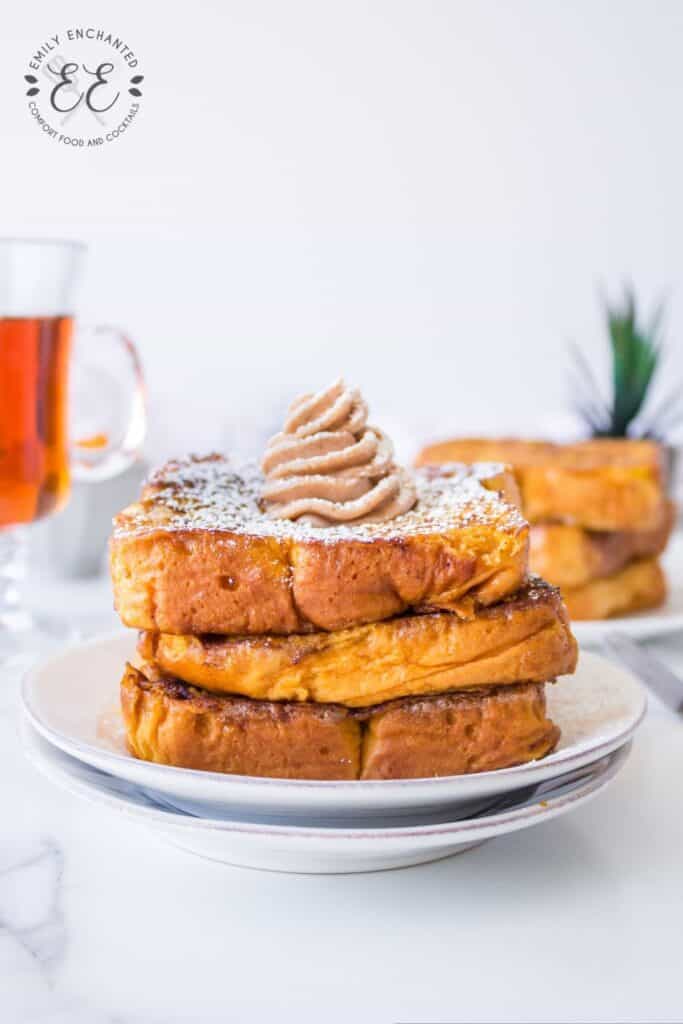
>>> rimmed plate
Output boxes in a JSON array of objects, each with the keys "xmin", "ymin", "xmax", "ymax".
[
  {"xmin": 572, "ymin": 532, "xmax": 683, "ymax": 646},
  {"xmin": 24, "ymin": 723, "xmax": 631, "ymax": 873},
  {"xmin": 21, "ymin": 631, "xmax": 646, "ymax": 821}
]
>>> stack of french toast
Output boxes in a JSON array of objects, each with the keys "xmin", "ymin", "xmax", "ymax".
[
  {"xmin": 109, "ymin": 382, "xmax": 577, "ymax": 780},
  {"xmin": 417, "ymin": 438, "xmax": 674, "ymax": 620}
]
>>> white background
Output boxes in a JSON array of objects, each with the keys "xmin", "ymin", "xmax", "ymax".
[{"xmin": 3, "ymin": 0, "xmax": 683, "ymax": 463}]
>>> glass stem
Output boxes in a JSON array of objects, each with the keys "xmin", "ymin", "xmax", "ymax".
[{"xmin": 0, "ymin": 526, "xmax": 31, "ymax": 631}]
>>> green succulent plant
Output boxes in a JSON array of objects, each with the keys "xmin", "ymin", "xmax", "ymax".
[{"xmin": 570, "ymin": 287, "xmax": 681, "ymax": 440}]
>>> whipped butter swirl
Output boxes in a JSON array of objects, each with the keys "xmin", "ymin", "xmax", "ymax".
[{"xmin": 261, "ymin": 379, "xmax": 417, "ymax": 526}]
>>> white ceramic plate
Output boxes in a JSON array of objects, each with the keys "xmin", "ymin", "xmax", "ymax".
[
  {"xmin": 572, "ymin": 532, "xmax": 683, "ymax": 646},
  {"xmin": 23, "ymin": 723, "xmax": 631, "ymax": 873},
  {"xmin": 22, "ymin": 631, "xmax": 646, "ymax": 821}
]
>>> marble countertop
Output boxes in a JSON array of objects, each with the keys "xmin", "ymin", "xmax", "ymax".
[{"xmin": 3, "ymin": 576, "xmax": 683, "ymax": 1024}]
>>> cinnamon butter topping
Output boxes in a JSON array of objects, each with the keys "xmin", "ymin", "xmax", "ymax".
[{"xmin": 260, "ymin": 379, "xmax": 417, "ymax": 526}]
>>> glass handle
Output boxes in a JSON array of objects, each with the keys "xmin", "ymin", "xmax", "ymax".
[{"xmin": 70, "ymin": 325, "xmax": 146, "ymax": 481}]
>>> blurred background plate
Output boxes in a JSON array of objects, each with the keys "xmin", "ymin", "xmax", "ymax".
[{"xmin": 573, "ymin": 533, "xmax": 683, "ymax": 647}]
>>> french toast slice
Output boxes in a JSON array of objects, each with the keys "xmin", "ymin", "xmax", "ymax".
[
  {"xmin": 111, "ymin": 455, "xmax": 528, "ymax": 635},
  {"xmin": 530, "ymin": 502, "xmax": 674, "ymax": 588},
  {"xmin": 561, "ymin": 557, "xmax": 666, "ymax": 620},
  {"xmin": 121, "ymin": 664, "xmax": 560, "ymax": 780},
  {"xmin": 138, "ymin": 578, "xmax": 577, "ymax": 707},
  {"xmin": 416, "ymin": 437, "xmax": 668, "ymax": 532}
]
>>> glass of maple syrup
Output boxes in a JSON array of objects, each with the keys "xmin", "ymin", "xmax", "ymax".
[{"xmin": 0, "ymin": 238, "xmax": 145, "ymax": 660}]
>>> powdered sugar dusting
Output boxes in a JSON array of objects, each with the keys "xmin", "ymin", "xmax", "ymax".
[
  {"xmin": 114, "ymin": 454, "xmax": 526, "ymax": 543},
  {"xmin": 546, "ymin": 651, "xmax": 645, "ymax": 752}
]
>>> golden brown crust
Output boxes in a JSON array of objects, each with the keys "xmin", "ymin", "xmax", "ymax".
[
  {"xmin": 416, "ymin": 438, "xmax": 668, "ymax": 532},
  {"xmin": 361, "ymin": 684, "xmax": 560, "ymax": 779},
  {"xmin": 110, "ymin": 456, "xmax": 528, "ymax": 635},
  {"xmin": 121, "ymin": 664, "xmax": 360, "ymax": 780},
  {"xmin": 139, "ymin": 579, "xmax": 577, "ymax": 707},
  {"xmin": 121, "ymin": 664, "xmax": 560, "ymax": 780},
  {"xmin": 562, "ymin": 557, "xmax": 667, "ymax": 620},
  {"xmin": 529, "ymin": 503, "xmax": 674, "ymax": 588}
]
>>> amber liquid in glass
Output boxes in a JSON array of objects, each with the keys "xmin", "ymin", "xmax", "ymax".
[{"xmin": 0, "ymin": 316, "xmax": 72, "ymax": 527}]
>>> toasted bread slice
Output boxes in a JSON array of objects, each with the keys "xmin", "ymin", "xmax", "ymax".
[
  {"xmin": 530, "ymin": 502, "xmax": 674, "ymax": 588},
  {"xmin": 416, "ymin": 437, "xmax": 667, "ymax": 532},
  {"xmin": 139, "ymin": 578, "xmax": 576, "ymax": 707},
  {"xmin": 361, "ymin": 683, "xmax": 559, "ymax": 780},
  {"xmin": 121, "ymin": 663, "xmax": 559, "ymax": 780},
  {"xmin": 111, "ymin": 455, "xmax": 528, "ymax": 636},
  {"xmin": 562, "ymin": 557, "xmax": 666, "ymax": 620}
]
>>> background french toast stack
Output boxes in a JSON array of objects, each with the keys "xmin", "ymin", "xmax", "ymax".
[
  {"xmin": 416, "ymin": 438, "xmax": 674, "ymax": 620},
  {"xmin": 110, "ymin": 383, "xmax": 577, "ymax": 780}
]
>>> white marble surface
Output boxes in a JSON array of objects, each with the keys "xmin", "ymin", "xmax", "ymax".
[{"xmin": 3, "ymin": 577, "xmax": 683, "ymax": 1023}]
